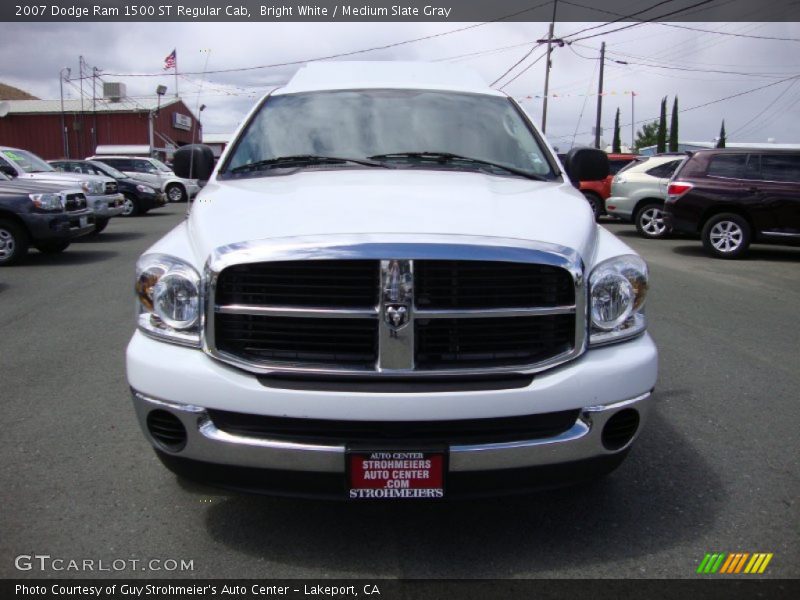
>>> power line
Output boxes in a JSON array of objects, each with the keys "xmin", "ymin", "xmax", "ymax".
[
  {"xmin": 730, "ymin": 78, "xmax": 800, "ymax": 137},
  {"xmin": 76, "ymin": 1, "xmax": 556, "ymax": 80},
  {"xmin": 560, "ymin": 0, "xmax": 800, "ymax": 42},
  {"xmin": 499, "ymin": 51, "xmax": 548, "ymax": 90},
  {"xmin": 566, "ymin": 0, "xmax": 721, "ymax": 44},
  {"xmin": 491, "ymin": 42, "xmax": 544, "ymax": 87}
]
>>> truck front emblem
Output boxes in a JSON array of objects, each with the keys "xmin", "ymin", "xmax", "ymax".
[{"xmin": 385, "ymin": 305, "xmax": 409, "ymax": 328}]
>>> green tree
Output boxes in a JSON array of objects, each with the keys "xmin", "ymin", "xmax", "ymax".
[
  {"xmin": 611, "ymin": 108, "xmax": 622, "ymax": 154},
  {"xmin": 657, "ymin": 96, "xmax": 668, "ymax": 153},
  {"xmin": 634, "ymin": 121, "xmax": 660, "ymax": 152},
  {"xmin": 669, "ymin": 96, "xmax": 679, "ymax": 152},
  {"xmin": 716, "ymin": 120, "xmax": 726, "ymax": 148},
  {"xmin": 612, "ymin": 108, "xmax": 622, "ymax": 153}
]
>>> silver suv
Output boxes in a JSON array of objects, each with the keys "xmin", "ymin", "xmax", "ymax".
[
  {"xmin": 88, "ymin": 155, "xmax": 200, "ymax": 203},
  {"xmin": 606, "ymin": 155, "xmax": 685, "ymax": 239}
]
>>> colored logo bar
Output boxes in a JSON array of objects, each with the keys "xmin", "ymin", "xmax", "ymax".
[{"xmin": 697, "ymin": 553, "xmax": 773, "ymax": 574}]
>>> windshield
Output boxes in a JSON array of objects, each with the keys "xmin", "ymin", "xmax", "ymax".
[
  {"xmin": 89, "ymin": 161, "xmax": 127, "ymax": 179},
  {"xmin": 1, "ymin": 149, "xmax": 54, "ymax": 173},
  {"xmin": 224, "ymin": 90, "xmax": 556, "ymax": 179},
  {"xmin": 150, "ymin": 158, "xmax": 173, "ymax": 172}
]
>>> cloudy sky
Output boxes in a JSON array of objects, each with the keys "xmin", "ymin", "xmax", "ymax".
[{"xmin": 1, "ymin": 19, "xmax": 799, "ymax": 150}]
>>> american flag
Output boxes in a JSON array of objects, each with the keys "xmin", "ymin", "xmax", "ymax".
[{"xmin": 163, "ymin": 49, "xmax": 176, "ymax": 70}]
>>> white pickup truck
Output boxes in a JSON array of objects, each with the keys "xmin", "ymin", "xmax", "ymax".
[{"xmin": 126, "ymin": 62, "xmax": 657, "ymax": 499}]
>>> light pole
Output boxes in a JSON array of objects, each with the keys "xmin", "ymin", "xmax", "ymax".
[
  {"xmin": 59, "ymin": 67, "xmax": 71, "ymax": 158},
  {"xmin": 151, "ymin": 85, "xmax": 167, "ymax": 156}
]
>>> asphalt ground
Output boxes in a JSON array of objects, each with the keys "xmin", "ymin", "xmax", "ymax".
[{"xmin": 0, "ymin": 204, "xmax": 798, "ymax": 579}]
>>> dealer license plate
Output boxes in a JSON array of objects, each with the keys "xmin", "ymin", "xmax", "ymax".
[{"xmin": 347, "ymin": 449, "xmax": 446, "ymax": 500}]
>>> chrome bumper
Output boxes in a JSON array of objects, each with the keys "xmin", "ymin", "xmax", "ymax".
[
  {"xmin": 86, "ymin": 193, "xmax": 125, "ymax": 218},
  {"xmin": 131, "ymin": 389, "xmax": 652, "ymax": 473}
]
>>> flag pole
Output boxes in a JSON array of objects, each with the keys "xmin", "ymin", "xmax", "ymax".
[{"xmin": 174, "ymin": 50, "xmax": 179, "ymax": 98}]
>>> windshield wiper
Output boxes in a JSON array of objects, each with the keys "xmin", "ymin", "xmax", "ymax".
[
  {"xmin": 368, "ymin": 152, "xmax": 548, "ymax": 181},
  {"xmin": 228, "ymin": 155, "xmax": 390, "ymax": 174}
]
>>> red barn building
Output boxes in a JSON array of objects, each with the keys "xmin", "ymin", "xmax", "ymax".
[{"xmin": 0, "ymin": 87, "xmax": 202, "ymax": 160}]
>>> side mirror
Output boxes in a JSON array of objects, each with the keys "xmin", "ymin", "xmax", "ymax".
[
  {"xmin": 563, "ymin": 147, "xmax": 609, "ymax": 186},
  {"xmin": 0, "ymin": 164, "xmax": 17, "ymax": 178},
  {"xmin": 173, "ymin": 144, "xmax": 215, "ymax": 181}
]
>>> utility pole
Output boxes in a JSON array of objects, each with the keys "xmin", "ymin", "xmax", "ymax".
[
  {"xmin": 79, "ymin": 55, "xmax": 85, "ymax": 157},
  {"xmin": 92, "ymin": 66, "xmax": 99, "ymax": 154},
  {"xmin": 594, "ymin": 41, "xmax": 606, "ymax": 149},
  {"xmin": 59, "ymin": 67, "xmax": 70, "ymax": 158},
  {"xmin": 540, "ymin": 0, "xmax": 560, "ymax": 134},
  {"xmin": 631, "ymin": 91, "xmax": 635, "ymax": 151}
]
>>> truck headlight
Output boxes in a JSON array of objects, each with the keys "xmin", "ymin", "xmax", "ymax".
[
  {"xmin": 81, "ymin": 180, "xmax": 104, "ymax": 195},
  {"xmin": 29, "ymin": 193, "xmax": 64, "ymax": 212},
  {"xmin": 135, "ymin": 254, "xmax": 201, "ymax": 347},
  {"xmin": 589, "ymin": 255, "xmax": 648, "ymax": 346}
]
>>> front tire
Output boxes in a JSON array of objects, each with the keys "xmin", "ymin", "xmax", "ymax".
[
  {"xmin": 635, "ymin": 203, "xmax": 670, "ymax": 239},
  {"xmin": 582, "ymin": 191, "xmax": 602, "ymax": 221},
  {"xmin": 702, "ymin": 213, "xmax": 751, "ymax": 259},
  {"xmin": 88, "ymin": 217, "xmax": 109, "ymax": 236},
  {"xmin": 166, "ymin": 183, "xmax": 187, "ymax": 203},
  {"xmin": 122, "ymin": 194, "xmax": 140, "ymax": 217},
  {"xmin": 0, "ymin": 219, "xmax": 29, "ymax": 266},
  {"xmin": 36, "ymin": 240, "xmax": 70, "ymax": 254}
]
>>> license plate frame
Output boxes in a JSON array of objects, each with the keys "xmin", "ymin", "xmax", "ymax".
[{"xmin": 346, "ymin": 447, "xmax": 447, "ymax": 500}]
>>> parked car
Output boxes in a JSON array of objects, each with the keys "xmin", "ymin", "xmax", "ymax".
[
  {"xmin": 606, "ymin": 154, "xmax": 686, "ymax": 239},
  {"xmin": 578, "ymin": 153, "xmax": 638, "ymax": 219},
  {"xmin": 0, "ymin": 147, "xmax": 123, "ymax": 233},
  {"xmin": 0, "ymin": 173, "xmax": 95, "ymax": 265},
  {"xmin": 49, "ymin": 159, "xmax": 166, "ymax": 217},
  {"xmin": 86, "ymin": 155, "xmax": 200, "ymax": 203},
  {"xmin": 127, "ymin": 62, "xmax": 657, "ymax": 499},
  {"xmin": 665, "ymin": 148, "xmax": 800, "ymax": 258}
]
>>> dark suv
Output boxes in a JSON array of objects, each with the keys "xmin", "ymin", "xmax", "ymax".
[{"xmin": 665, "ymin": 149, "xmax": 800, "ymax": 258}]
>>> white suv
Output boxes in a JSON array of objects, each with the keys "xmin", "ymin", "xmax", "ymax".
[{"xmin": 126, "ymin": 62, "xmax": 657, "ymax": 499}]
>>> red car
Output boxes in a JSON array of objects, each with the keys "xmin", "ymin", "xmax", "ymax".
[{"xmin": 577, "ymin": 153, "xmax": 638, "ymax": 218}]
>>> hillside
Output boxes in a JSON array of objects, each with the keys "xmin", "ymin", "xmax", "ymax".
[{"xmin": 0, "ymin": 83, "xmax": 38, "ymax": 100}]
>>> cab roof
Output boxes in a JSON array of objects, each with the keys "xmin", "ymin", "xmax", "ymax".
[{"xmin": 274, "ymin": 61, "xmax": 506, "ymax": 97}]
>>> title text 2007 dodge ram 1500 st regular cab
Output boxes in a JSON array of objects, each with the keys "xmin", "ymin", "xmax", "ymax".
[{"xmin": 126, "ymin": 62, "xmax": 657, "ymax": 499}]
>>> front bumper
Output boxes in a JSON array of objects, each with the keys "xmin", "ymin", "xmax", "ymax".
[
  {"xmin": 127, "ymin": 331, "xmax": 657, "ymax": 495},
  {"xmin": 22, "ymin": 208, "xmax": 96, "ymax": 241},
  {"xmin": 605, "ymin": 195, "xmax": 635, "ymax": 221},
  {"xmin": 86, "ymin": 193, "xmax": 125, "ymax": 218}
]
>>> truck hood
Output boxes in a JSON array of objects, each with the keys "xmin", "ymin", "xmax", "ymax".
[
  {"xmin": 186, "ymin": 169, "xmax": 597, "ymax": 263},
  {"xmin": 14, "ymin": 172, "xmax": 113, "ymax": 185}
]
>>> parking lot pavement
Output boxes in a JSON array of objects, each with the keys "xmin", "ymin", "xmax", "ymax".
[{"xmin": 1, "ymin": 208, "xmax": 797, "ymax": 579}]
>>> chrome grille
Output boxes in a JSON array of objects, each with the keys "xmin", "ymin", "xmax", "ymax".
[
  {"xmin": 205, "ymin": 237, "xmax": 584, "ymax": 376},
  {"xmin": 105, "ymin": 181, "xmax": 118, "ymax": 194},
  {"xmin": 63, "ymin": 193, "xmax": 87, "ymax": 212}
]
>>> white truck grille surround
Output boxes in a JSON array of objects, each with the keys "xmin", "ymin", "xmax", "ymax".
[{"xmin": 202, "ymin": 235, "xmax": 586, "ymax": 377}]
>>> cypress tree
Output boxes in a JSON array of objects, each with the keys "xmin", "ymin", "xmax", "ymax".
[
  {"xmin": 657, "ymin": 96, "xmax": 667, "ymax": 153},
  {"xmin": 716, "ymin": 120, "xmax": 726, "ymax": 148},
  {"xmin": 669, "ymin": 96, "xmax": 679, "ymax": 152},
  {"xmin": 612, "ymin": 108, "xmax": 622, "ymax": 153}
]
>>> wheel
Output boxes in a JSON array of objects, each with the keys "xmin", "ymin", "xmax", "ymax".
[
  {"xmin": 635, "ymin": 202, "xmax": 670, "ymax": 239},
  {"xmin": 702, "ymin": 213, "xmax": 751, "ymax": 259},
  {"xmin": 35, "ymin": 240, "xmax": 70, "ymax": 254},
  {"xmin": 121, "ymin": 194, "xmax": 140, "ymax": 217},
  {"xmin": 88, "ymin": 217, "xmax": 109, "ymax": 236},
  {"xmin": 582, "ymin": 192, "xmax": 602, "ymax": 220},
  {"xmin": 166, "ymin": 183, "xmax": 187, "ymax": 203},
  {"xmin": 0, "ymin": 219, "xmax": 29, "ymax": 266}
]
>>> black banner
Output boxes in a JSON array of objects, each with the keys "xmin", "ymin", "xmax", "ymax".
[
  {"xmin": 4, "ymin": 579, "xmax": 800, "ymax": 600},
  {"xmin": 2, "ymin": 0, "xmax": 799, "ymax": 22}
]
